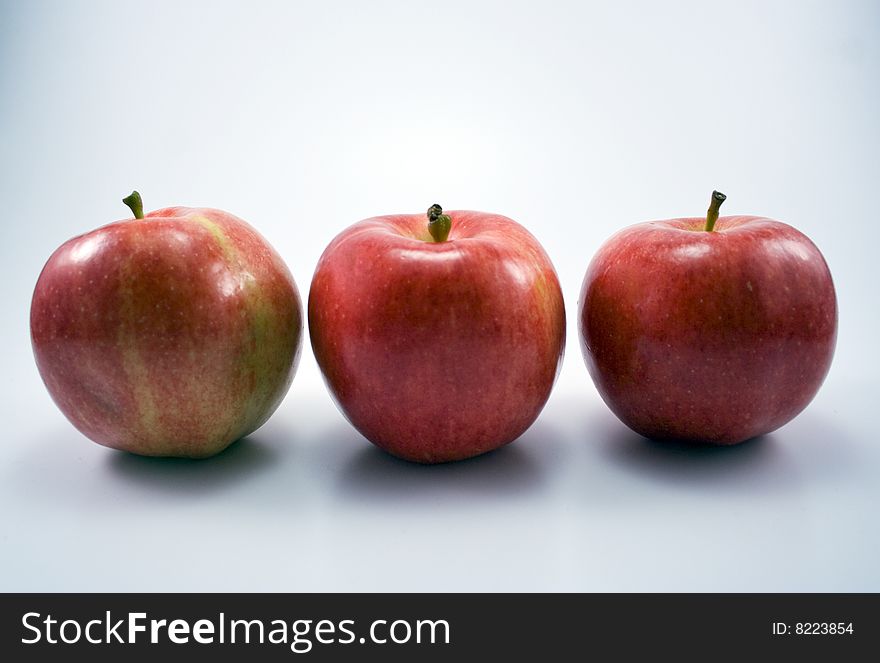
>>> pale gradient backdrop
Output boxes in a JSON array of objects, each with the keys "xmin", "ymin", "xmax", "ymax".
[{"xmin": 1, "ymin": 0, "xmax": 878, "ymax": 590}]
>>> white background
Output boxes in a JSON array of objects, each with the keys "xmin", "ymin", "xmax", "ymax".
[{"xmin": 1, "ymin": 0, "xmax": 878, "ymax": 591}]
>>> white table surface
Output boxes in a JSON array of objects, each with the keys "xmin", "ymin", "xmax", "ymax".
[{"xmin": 1, "ymin": 0, "xmax": 877, "ymax": 592}]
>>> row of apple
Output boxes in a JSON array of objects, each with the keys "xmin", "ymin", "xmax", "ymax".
[{"xmin": 30, "ymin": 191, "xmax": 837, "ymax": 463}]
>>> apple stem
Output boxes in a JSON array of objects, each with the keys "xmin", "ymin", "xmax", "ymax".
[
  {"xmin": 123, "ymin": 191, "xmax": 145, "ymax": 220},
  {"xmin": 427, "ymin": 204, "xmax": 452, "ymax": 242},
  {"xmin": 704, "ymin": 190, "xmax": 727, "ymax": 232}
]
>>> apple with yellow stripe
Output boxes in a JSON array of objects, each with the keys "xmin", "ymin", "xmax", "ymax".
[{"xmin": 30, "ymin": 191, "xmax": 303, "ymax": 458}]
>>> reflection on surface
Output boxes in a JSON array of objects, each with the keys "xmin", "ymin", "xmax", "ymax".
[{"xmin": 68, "ymin": 234, "xmax": 106, "ymax": 264}]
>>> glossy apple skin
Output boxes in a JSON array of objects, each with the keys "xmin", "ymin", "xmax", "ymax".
[
  {"xmin": 30, "ymin": 207, "xmax": 303, "ymax": 458},
  {"xmin": 579, "ymin": 216, "xmax": 837, "ymax": 444},
  {"xmin": 309, "ymin": 211, "xmax": 565, "ymax": 463}
]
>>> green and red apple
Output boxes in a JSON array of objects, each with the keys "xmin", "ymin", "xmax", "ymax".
[{"xmin": 30, "ymin": 192, "xmax": 303, "ymax": 458}]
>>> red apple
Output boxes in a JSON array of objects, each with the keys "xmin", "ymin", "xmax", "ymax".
[
  {"xmin": 30, "ymin": 192, "xmax": 303, "ymax": 458},
  {"xmin": 308, "ymin": 205, "xmax": 565, "ymax": 463},
  {"xmin": 579, "ymin": 191, "xmax": 837, "ymax": 444}
]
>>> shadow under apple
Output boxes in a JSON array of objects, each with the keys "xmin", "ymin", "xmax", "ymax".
[
  {"xmin": 591, "ymin": 412, "xmax": 804, "ymax": 497},
  {"xmin": 329, "ymin": 421, "xmax": 562, "ymax": 505},
  {"xmin": 593, "ymin": 402, "xmax": 859, "ymax": 496},
  {"xmin": 105, "ymin": 434, "xmax": 280, "ymax": 496}
]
